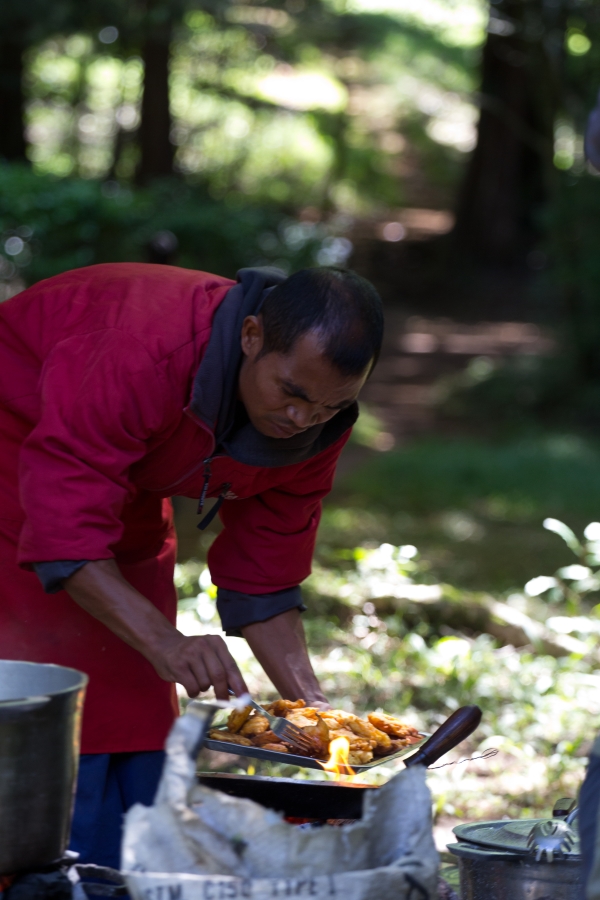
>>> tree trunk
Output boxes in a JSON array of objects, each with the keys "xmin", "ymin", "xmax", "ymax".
[
  {"xmin": 453, "ymin": 0, "xmax": 556, "ymax": 263},
  {"xmin": 0, "ymin": 38, "xmax": 27, "ymax": 161},
  {"xmin": 137, "ymin": 30, "xmax": 174, "ymax": 183}
]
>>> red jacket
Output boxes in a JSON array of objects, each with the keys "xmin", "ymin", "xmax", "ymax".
[{"xmin": 0, "ymin": 263, "xmax": 351, "ymax": 753}]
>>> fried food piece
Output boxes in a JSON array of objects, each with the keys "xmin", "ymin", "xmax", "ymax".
[
  {"xmin": 367, "ymin": 712, "xmax": 420, "ymax": 740},
  {"xmin": 300, "ymin": 715, "xmax": 330, "ymax": 758},
  {"xmin": 240, "ymin": 715, "xmax": 270, "ymax": 736},
  {"xmin": 285, "ymin": 712, "xmax": 320, "ymax": 730},
  {"xmin": 324, "ymin": 709, "xmax": 352, "ymax": 727},
  {"xmin": 265, "ymin": 699, "xmax": 306, "ymax": 716},
  {"xmin": 209, "ymin": 729, "xmax": 253, "ymax": 747},
  {"xmin": 346, "ymin": 717, "xmax": 376, "ymax": 741},
  {"xmin": 227, "ymin": 705, "xmax": 252, "ymax": 734},
  {"xmin": 348, "ymin": 750, "xmax": 373, "ymax": 766},
  {"xmin": 262, "ymin": 743, "xmax": 288, "ymax": 753},
  {"xmin": 321, "ymin": 717, "xmax": 340, "ymax": 731},
  {"xmin": 251, "ymin": 730, "xmax": 283, "ymax": 747},
  {"xmin": 360, "ymin": 723, "xmax": 392, "ymax": 752},
  {"xmin": 290, "ymin": 707, "xmax": 319, "ymax": 719},
  {"xmin": 344, "ymin": 714, "xmax": 390, "ymax": 748},
  {"xmin": 329, "ymin": 728, "xmax": 372, "ymax": 752},
  {"xmin": 369, "ymin": 728, "xmax": 393, "ymax": 755},
  {"xmin": 321, "ymin": 710, "xmax": 391, "ymax": 752}
]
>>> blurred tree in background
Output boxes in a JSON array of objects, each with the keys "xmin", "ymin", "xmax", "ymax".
[{"xmin": 1, "ymin": 0, "xmax": 600, "ymax": 415}]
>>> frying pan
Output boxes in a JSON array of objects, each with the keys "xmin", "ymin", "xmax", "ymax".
[
  {"xmin": 197, "ymin": 772, "xmax": 374, "ymax": 819},
  {"xmin": 203, "ymin": 706, "xmax": 482, "ymax": 774}
]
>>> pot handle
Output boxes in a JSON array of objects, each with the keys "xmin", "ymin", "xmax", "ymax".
[
  {"xmin": 0, "ymin": 695, "xmax": 51, "ymax": 712},
  {"xmin": 403, "ymin": 705, "xmax": 482, "ymax": 769}
]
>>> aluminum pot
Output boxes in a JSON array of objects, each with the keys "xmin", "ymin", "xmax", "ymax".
[
  {"xmin": 0, "ymin": 660, "xmax": 88, "ymax": 874},
  {"xmin": 448, "ymin": 841, "xmax": 582, "ymax": 900}
]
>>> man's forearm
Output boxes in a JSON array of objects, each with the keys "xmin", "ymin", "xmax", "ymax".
[
  {"xmin": 241, "ymin": 608, "xmax": 328, "ymax": 707},
  {"xmin": 64, "ymin": 559, "xmax": 247, "ymax": 698},
  {"xmin": 65, "ymin": 559, "xmax": 178, "ymax": 660}
]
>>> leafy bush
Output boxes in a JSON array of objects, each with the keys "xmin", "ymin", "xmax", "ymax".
[{"xmin": 0, "ymin": 164, "xmax": 333, "ymax": 286}]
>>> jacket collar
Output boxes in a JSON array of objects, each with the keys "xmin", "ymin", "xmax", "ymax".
[{"xmin": 190, "ymin": 267, "xmax": 358, "ymax": 468}]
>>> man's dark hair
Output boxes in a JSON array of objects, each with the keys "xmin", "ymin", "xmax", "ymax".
[{"xmin": 260, "ymin": 267, "xmax": 384, "ymax": 376}]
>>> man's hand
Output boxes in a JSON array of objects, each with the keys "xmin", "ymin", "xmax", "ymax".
[
  {"xmin": 148, "ymin": 631, "xmax": 246, "ymax": 699},
  {"xmin": 65, "ymin": 559, "xmax": 247, "ymax": 700}
]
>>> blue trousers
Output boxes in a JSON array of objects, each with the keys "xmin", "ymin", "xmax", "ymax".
[{"xmin": 69, "ymin": 751, "xmax": 166, "ymax": 870}]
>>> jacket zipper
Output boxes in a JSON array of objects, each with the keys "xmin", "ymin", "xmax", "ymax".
[
  {"xmin": 157, "ymin": 411, "xmax": 216, "ymax": 493},
  {"xmin": 196, "ymin": 456, "xmax": 231, "ymax": 531}
]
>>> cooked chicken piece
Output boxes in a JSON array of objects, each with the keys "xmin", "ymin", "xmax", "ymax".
[
  {"xmin": 285, "ymin": 712, "xmax": 320, "ymax": 730},
  {"xmin": 299, "ymin": 715, "xmax": 330, "ymax": 758},
  {"xmin": 262, "ymin": 743, "xmax": 288, "ymax": 753},
  {"xmin": 325, "ymin": 709, "xmax": 353, "ymax": 727},
  {"xmin": 289, "ymin": 707, "xmax": 319, "ymax": 719},
  {"xmin": 227, "ymin": 705, "xmax": 252, "ymax": 733},
  {"xmin": 329, "ymin": 728, "xmax": 372, "ymax": 752},
  {"xmin": 240, "ymin": 715, "xmax": 270, "ymax": 736},
  {"xmin": 209, "ymin": 729, "xmax": 253, "ymax": 746},
  {"xmin": 348, "ymin": 750, "xmax": 373, "ymax": 765},
  {"xmin": 321, "ymin": 717, "xmax": 340, "ymax": 731},
  {"xmin": 251, "ymin": 730, "xmax": 283, "ymax": 747},
  {"xmin": 371, "ymin": 728, "xmax": 393, "ymax": 755},
  {"xmin": 264, "ymin": 699, "xmax": 306, "ymax": 716},
  {"xmin": 367, "ymin": 712, "xmax": 420, "ymax": 740},
  {"xmin": 372, "ymin": 725, "xmax": 392, "ymax": 755},
  {"xmin": 343, "ymin": 714, "xmax": 375, "ymax": 740},
  {"xmin": 321, "ymin": 714, "xmax": 391, "ymax": 752}
]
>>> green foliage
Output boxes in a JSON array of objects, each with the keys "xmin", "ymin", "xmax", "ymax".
[
  {"xmin": 0, "ymin": 163, "xmax": 328, "ymax": 284},
  {"xmin": 341, "ymin": 434, "xmax": 600, "ymax": 521},
  {"xmin": 328, "ymin": 434, "xmax": 600, "ymax": 593},
  {"xmin": 524, "ymin": 517, "xmax": 600, "ymax": 612},
  {"xmin": 19, "ymin": 0, "xmax": 481, "ymax": 208}
]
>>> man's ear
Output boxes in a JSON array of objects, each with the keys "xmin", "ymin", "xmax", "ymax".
[{"xmin": 240, "ymin": 315, "xmax": 264, "ymax": 360}]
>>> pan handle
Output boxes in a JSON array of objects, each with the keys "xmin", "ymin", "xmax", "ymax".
[{"xmin": 403, "ymin": 705, "xmax": 482, "ymax": 769}]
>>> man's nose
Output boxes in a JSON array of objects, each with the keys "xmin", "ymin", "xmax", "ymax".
[{"xmin": 288, "ymin": 404, "xmax": 318, "ymax": 428}]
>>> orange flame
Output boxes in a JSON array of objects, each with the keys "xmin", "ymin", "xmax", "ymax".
[{"xmin": 318, "ymin": 736, "xmax": 355, "ymax": 777}]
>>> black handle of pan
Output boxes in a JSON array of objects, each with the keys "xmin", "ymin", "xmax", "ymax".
[{"xmin": 403, "ymin": 705, "xmax": 482, "ymax": 769}]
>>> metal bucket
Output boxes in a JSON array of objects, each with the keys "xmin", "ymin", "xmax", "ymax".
[
  {"xmin": 448, "ymin": 842, "xmax": 582, "ymax": 900},
  {"xmin": 0, "ymin": 660, "xmax": 88, "ymax": 874}
]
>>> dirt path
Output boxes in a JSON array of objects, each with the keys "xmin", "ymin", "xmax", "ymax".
[{"xmin": 359, "ymin": 307, "xmax": 553, "ymax": 449}]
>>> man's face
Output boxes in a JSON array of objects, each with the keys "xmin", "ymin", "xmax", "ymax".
[{"xmin": 238, "ymin": 316, "xmax": 369, "ymax": 439}]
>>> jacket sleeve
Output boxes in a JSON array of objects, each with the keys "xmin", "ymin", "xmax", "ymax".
[
  {"xmin": 17, "ymin": 330, "xmax": 172, "ymax": 566},
  {"xmin": 207, "ymin": 430, "xmax": 352, "ymax": 596}
]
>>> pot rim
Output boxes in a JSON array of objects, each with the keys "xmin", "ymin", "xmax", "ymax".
[{"xmin": 0, "ymin": 659, "xmax": 88, "ymax": 704}]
